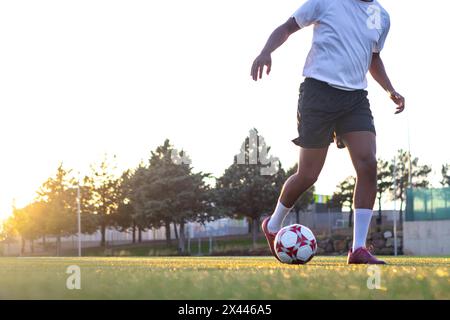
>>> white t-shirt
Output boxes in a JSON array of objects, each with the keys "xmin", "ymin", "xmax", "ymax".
[{"xmin": 291, "ymin": 0, "xmax": 390, "ymax": 90}]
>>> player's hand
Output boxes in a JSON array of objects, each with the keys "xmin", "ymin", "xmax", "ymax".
[
  {"xmin": 389, "ymin": 91, "xmax": 405, "ymax": 114},
  {"xmin": 251, "ymin": 51, "xmax": 272, "ymax": 81}
]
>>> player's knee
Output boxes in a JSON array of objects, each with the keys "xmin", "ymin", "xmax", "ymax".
[
  {"xmin": 296, "ymin": 171, "xmax": 318, "ymax": 187},
  {"xmin": 355, "ymin": 156, "xmax": 377, "ymax": 180}
]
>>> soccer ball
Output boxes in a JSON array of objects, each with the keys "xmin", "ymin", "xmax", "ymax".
[{"xmin": 274, "ymin": 224, "xmax": 317, "ymax": 264}]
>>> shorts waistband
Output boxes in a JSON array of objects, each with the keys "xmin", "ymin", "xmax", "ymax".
[{"xmin": 303, "ymin": 78, "xmax": 364, "ymax": 92}]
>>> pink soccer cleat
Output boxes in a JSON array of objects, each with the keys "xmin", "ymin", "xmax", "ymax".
[
  {"xmin": 261, "ymin": 217, "xmax": 280, "ymax": 262},
  {"xmin": 347, "ymin": 247, "xmax": 386, "ymax": 265}
]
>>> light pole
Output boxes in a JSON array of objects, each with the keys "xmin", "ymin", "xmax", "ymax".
[
  {"xmin": 407, "ymin": 109, "xmax": 412, "ymax": 187},
  {"xmin": 393, "ymin": 157, "xmax": 398, "ymax": 256},
  {"xmin": 76, "ymin": 174, "xmax": 82, "ymax": 257}
]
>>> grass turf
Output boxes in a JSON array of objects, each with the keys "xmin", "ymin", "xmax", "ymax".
[{"xmin": 0, "ymin": 256, "xmax": 449, "ymax": 299}]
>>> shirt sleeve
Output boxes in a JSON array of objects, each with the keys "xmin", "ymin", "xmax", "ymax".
[
  {"xmin": 291, "ymin": 0, "xmax": 325, "ymax": 28},
  {"xmin": 374, "ymin": 14, "xmax": 391, "ymax": 53}
]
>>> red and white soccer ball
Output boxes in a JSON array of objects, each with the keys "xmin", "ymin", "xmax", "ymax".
[{"xmin": 274, "ymin": 224, "xmax": 317, "ymax": 264}]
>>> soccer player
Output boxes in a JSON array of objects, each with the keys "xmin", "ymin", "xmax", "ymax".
[{"xmin": 251, "ymin": 0, "xmax": 405, "ymax": 264}]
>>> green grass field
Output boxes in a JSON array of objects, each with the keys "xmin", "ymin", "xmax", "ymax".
[{"xmin": 0, "ymin": 256, "xmax": 449, "ymax": 299}]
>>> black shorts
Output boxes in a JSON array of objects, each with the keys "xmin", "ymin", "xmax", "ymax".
[{"xmin": 292, "ymin": 78, "xmax": 376, "ymax": 149}]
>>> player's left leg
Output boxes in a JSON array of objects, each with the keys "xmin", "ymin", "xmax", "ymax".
[{"xmin": 340, "ymin": 131, "xmax": 386, "ymax": 264}]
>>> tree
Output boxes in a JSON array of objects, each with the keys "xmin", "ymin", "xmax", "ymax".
[
  {"xmin": 148, "ymin": 141, "xmax": 213, "ymax": 252},
  {"xmin": 84, "ymin": 155, "xmax": 121, "ymax": 247},
  {"xmin": 6, "ymin": 201, "xmax": 49, "ymax": 255},
  {"xmin": 286, "ymin": 164, "xmax": 315, "ymax": 224},
  {"xmin": 170, "ymin": 164, "xmax": 213, "ymax": 253},
  {"xmin": 376, "ymin": 159, "xmax": 392, "ymax": 226},
  {"xmin": 36, "ymin": 164, "xmax": 78, "ymax": 255},
  {"xmin": 441, "ymin": 164, "xmax": 450, "ymax": 187},
  {"xmin": 24, "ymin": 202, "xmax": 48, "ymax": 253},
  {"xmin": 215, "ymin": 129, "xmax": 285, "ymax": 248},
  {"xmin": 390, "ymin": 150, "xmax": 432, "ymax": 225},
  {"xmin": 128, "ymin": 162, "xmax": 168, "ymax": 243},
  {"xmin": 114, "ymin": 167, "xmax": 156, "ymax": 243},
  {"xmin": 76, "ymin": 183, "xmax": 100, "ymax": 236},
  {"xmin": 7, "ymin": 165, "xmax": 96, "ymax": 256},
  {"xmin": 113, "ymin": 169, "xmax": 138, "ymax": 243},
  {"xmin": 9, "ymin": 206, "xmax": 31, "ymax": 255},
  {"xmin": 331, "ymin": 176, "xmax": 356, "ymax": 227},
  {"xmin": 0, "ymin": 216, "xmax": 18, "ymax": 255},
  {"xmin": 440, "ymin": 164, "xmax": 450, "ymax": 210},
  {"xmin": 129, "ymin": 140, "xmax": 213, "ymax": 252}
]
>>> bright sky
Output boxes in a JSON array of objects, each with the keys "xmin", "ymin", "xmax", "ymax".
[{"xmin": 0, "ymin": 0, "xmax": 449, "ymax": 221}]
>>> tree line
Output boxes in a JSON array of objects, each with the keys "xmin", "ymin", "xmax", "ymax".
[{"xmin": 1, "ymin": 129, "xmax": 448, "ymax": 255}]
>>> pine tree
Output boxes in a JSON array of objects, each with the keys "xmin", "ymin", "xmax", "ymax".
[{"xmin": 215, "ymin": 129, "xmax": 285, "ymax": 248}]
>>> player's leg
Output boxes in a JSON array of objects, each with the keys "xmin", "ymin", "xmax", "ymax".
[
  {"xmin": 262, "ymin": 146, "xmax": 328, "ymax": 262},
  {"xmin": 340, "ymin": 131, "xmax": 385, "ymax": 264},
  {"xmin": 341, "ymin": 131, "xmax": 377, "ymax": 247},
  {"xmin": 265, "ymin": 78, "xmax": 336, "ymax": 235},
  {"xmin": 267, "ymin": 146, "xmax": 328, "ymax": 234},
  {"xmin": 269, "ymin": 78, "xmax": 338, "ymax": 233},
  {"xmin": 262, "ymin": 78, "xmax": 336, "ymax": 261}
]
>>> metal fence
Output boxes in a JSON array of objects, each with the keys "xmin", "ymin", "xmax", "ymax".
[
  {"xmin": 186, "ymin": 218, "xmax": 248, "ymax": 238},
  {"xmin": 283, "ymin": 210, "xmax": 400, "ymax": 234}
]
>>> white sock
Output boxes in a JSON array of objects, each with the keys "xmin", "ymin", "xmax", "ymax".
[
  {"xmin": 352, "ymin": 208, "xmax": 373, "ymax": 251},
  {"xmin": 267, "ymin": 201, "xmax": 292, "ymax": 234}
]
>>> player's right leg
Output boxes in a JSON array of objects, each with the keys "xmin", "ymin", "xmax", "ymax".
[
  {"xmin": 262, "ymin": 78, "xmax": 338, "ymax": 260},
  {"xmin": 274, "ymin": 146, "xmax": 328, "ymax": 227},
  {"xmin": 262, "ymin": 147, "xmax": 328, "ymax": 260}
]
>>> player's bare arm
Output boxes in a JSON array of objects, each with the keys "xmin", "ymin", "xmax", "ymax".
[
  {"xmin": 251, "ymin": 18, "xmax": 300, "ymax": 81},
  {"xmin": 370, "ymin": 52, "xmax": 405, "ymax": 114}
]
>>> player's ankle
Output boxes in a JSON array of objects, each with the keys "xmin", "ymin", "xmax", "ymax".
[
  {"xmin": 267, "ymin": 201, "xmax": 293, "ymax": 234},
  {"xmin": 352, "ymin": 244, "xmax": 365, "ymax": 252},
  {"xmin": 267, "ymin": 219, "xmax": 281, "ymax": 234}
]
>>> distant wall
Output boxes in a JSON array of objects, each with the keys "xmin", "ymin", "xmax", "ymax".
[{"xmin": 403, "ymin": 220, "xmax": 450, "ymax": 256}]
